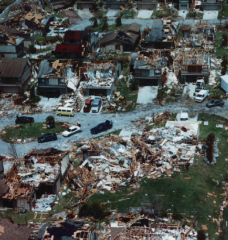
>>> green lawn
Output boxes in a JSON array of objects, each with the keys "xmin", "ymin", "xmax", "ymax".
[
  {"xmin": 0, "ymin": 122, "xmax": 66, "ymax": 143},
  {"xmin": 218, "ymin": 0, "xmax": 228, "ymax": 19},
  {"xmin": 121, "ymin": 10, "xmax": 138, "ymax": 19},
  {"xmin": 215, "ymin": 31, "xmax": 228, "ymax": 58},
  {"xmin": 34, "ymin": 34, "xmax": 56, "ymax": 43},
  {"xmin": 86, "ymin": 113, "xmax": 228, "ymax": 239},
  {"xmin": 186, "ymin": 11, "xmax": 203, "ymax": 19},
  {"xmin": 151, "ymin": 8, "xmax": 177, "ymax": 19},
  {"xmin": 85, "ymin": 24, "xmax": 126, "ymax": 32}
]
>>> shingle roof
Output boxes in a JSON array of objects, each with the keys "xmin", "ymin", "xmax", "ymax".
[
  {"xmin": 100, "ymin": 30, "xmax": 138, "ymax": 46},
  {"xmin": 123, "ymin": 22, "xmax": 142, "ymax": 33},
  {"xmin": 0, "ymin": 59, "xmax": 28, "ymax": 78},
  {"xmin": 0, "ymin": 217, "xmax": 32, "ymax": 240}
]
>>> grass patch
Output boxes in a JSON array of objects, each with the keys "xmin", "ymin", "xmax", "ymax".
[
  {"xmin": 205, "ymin": 84, "xmax": 225, "ymax": 99},
  {"xmin": 121, "ymin": 10, "xmax": 138, "ymax": 19},
  {"xmin": 151, "ymin": 8, "xmax": 177, "ymax": 19},
  {"xmin": 186, "ymin": 11, "xmax": 203, "ymax": 19},
  {"xmin": 44, "ymin": 6, "xmax": 63, "ymax": 19},
  {"xmin": 88, "ymin": 113, "xmax": 228, "ymax": 239},
  {"xmin": 1, "ymin": 122, "xmax": 66, "ymax": 143},
  {"xmin": 34, "ymin": 34, "xmax": 56, "ymax": 43},
  {"xmin": 215, "ymin": 31, "xmax": 228, "ymax": 58},
  {"xmin": 218, "ymin": 0, "xmax": 228, "ymax": 19},
  {"xmin": 85, "ymin": 23, "xmax": 126, "ymax": 32},
  {"xmin": 0, "ymin": 210, "xmax": 34, "ymax": 224}
]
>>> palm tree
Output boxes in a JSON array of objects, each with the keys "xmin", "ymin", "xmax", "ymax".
[
  {"xmin": 89, "ymin": 16, "xmax": 98, "ymax": 28},
  {"xmin": 100, "ymin": 16, "xmax": 108, "ymax": 30},
  {"xmin": 115, "ymin": 13, "xmax": 122, "ymax": 27}
]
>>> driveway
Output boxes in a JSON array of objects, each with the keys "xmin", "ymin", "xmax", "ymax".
[
  {"xmin": 137, "ymin": 10, "xmax": 153, "ymax": 19},
  {"xmin": 203, "ymin": 11, "xmax": 218, "ymax": 20},
  {"xmin": 137, "ymin": 86, "xmax": 158, "ymax": 104},
  {"xmin": 106, "ymin": 10, "xmax": 120, "ymax": 18},
  {"xmin": 178, "ymin": 10, "xmax": 188, "ymax": 19}
]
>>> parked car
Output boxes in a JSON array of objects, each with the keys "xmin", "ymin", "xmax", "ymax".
[
  {"xmin": 195, "ymin": 90, "xmax": 209, "ymax": 103},
  {"xmin": 83, "ymin": 100, "xmax": 92, "ymax": 112},
  {"xmin": 91, "ymin": 97, "xmax": 102, "ymax": 113},
  {"xmin": 206, "ymin": 99, "xmax": 224, "ymax": 108},
  {"xmin": 15, "ymin": 116, "xmax": 34, "ymax": 124},
  {"xmin": 62, "ymin": 126, "xmax": 81, "ymax": 137},
  {"xmin": 90, "ymin": 120, "xmax": 113, "ymax": 134},
  {"xmin": 38, "ymin": 133, "xmax": 57, "ymax": 143},
  {"xmin": 180, "ymin": 112, "xmax": 189, "ymax": 121}
]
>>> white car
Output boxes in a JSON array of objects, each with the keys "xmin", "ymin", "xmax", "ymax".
[{"xmin": 62, "ymin": 126, "xmax": 81, "ymax": 137}]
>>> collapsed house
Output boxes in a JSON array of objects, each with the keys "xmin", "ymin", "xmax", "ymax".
[
  {"xmin": 47, "ymin": 0, "xmax": 67, "ymax": 10},
  {"xmin": 0, "ymin": 10, "xmax": 54, "ymax": 37},
  {"xmin": 40, "ymin": 221, "xmax": 96, "ymax": 240},
  {"xmin": 180, "ymin": 23, "xmax": 216, "ymax": 49},
  {"xmin": 37, "ymin": 60, "xmax": 77, "ymax": 97},
  {"xmin": 141, "ymin": 20, "xmax": 180, "ymax": 49},
  {"xmin": 130, "ymin": 50, "xmax": 169, "ymax": 86},
  {"xmin": 100, "ymin": 23, "xmax": 141, "ymax": 53},
  {"xmin": 80, "ymin": 60, "xmax": 122, "ymax": 96},
  {"xmin": 1, "ymin": 148, "xmax": 69, "ymax": 211},
  {"xmin": 55, "ymin": 30, "xmax": 99, "ymax": 59},
  {"xmin": 0, "ymin": 30, "xmax": 25, "ymax": 58},
  {"xmin": 0, "ymin": 59, "xmax": 31, "ymax": 93},
  {"xmin": 69, "ymin": 118, "xmax": 200, "ymax": 200},
  {"xmin": 109, "ymin": 216, "xmax": 197, "ymax": 239},
  {"xmin": 174, "ymin": 51, "xmax": 210, "ymax": 83}
]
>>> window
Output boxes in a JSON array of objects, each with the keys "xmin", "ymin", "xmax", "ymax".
[
  {"xmin": 116, "ymin": 44, "xmax": 121, "ymax": 50},
  {"xmin": 49, "ymin": 79, "xmax": 58, "ymax": 85}
]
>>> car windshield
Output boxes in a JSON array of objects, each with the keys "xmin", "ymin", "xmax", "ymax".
[
  {"xmin": 67, "ymin": 129, "xmax": 72, "ymax": 132},
  {"xmin": 196, "ymin": 94, "xmax": 203, "ymax": 97}
]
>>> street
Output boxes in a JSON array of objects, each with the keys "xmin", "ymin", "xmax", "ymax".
[{"xmin": 0, "ymin": 98, "xmax": 227, "ymax": 157}]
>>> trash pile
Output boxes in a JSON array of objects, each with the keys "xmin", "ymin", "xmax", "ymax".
[{"xmin": 32, "ymin": 194, "xmax": 56, "ymax": 212}]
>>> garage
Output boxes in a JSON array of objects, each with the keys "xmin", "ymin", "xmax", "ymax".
[{"xmin": 139, "ymin": 79, "xmax": 158, "ymax": 86}]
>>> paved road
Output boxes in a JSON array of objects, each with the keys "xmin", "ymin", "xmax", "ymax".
[{"xmin": 0, "ymin": 99, "xmax": 227, "ymax": 157}]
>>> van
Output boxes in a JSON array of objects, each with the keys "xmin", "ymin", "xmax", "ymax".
[
  {"xmin": 195, "ymin": 90, "xmax": 209, "ymax": 103},
  {"xmin": 180, "ymin": 112, "xmax": 189, "ymax": 121},
  {"xmin": 56, "ymin": 107, "xmax": 75, "ymax": 116}
]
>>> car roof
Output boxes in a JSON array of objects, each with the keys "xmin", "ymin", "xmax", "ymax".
[{"xmin": 69, "ymin": 126, "xmax": 78, "ymax": 130}]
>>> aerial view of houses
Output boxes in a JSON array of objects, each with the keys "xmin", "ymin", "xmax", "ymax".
[{"xmin": 1, "ymin": 0, "xmax": 228, "ymax": 239}]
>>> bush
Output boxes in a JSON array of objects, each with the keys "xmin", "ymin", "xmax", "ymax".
[
  {"xmin": 79, "ymin": 203, "xmax": 107, "ymax": 219},
  {"xmin": 29, "ymin": 45, "xmax": 36, "ymax": 54},
  {"xmin": 197, "ymin": 230, "xmax": 206, "ymax": 240},
  {"xmin": 206, "ymin": 133, "xmax": 215, "ymax": 163},
  {"xmin": 31, "ymin": 95, "xmax": 41, "ymax": 103},
  {"xmin": 46, "ymin": 115, "xmax": 55, "ymax": 129},
  {"xmin": 130, "ymin": 79, "xmax": 139, "ymax": 91}
]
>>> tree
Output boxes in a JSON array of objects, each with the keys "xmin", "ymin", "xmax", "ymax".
[
  {"xmin": 115, "ymin": 13, "xmax": 122, "ymax": 27},
  {"xmin": 221, "ymin": 56, "xmax": 228, "ymax": 75},
  {"xmin": 89, "ymin": 16, "xmax": 98, "ymax": 28},
  {"xmin": 222, "ymin": 34, "xmax": 228, "ymax": 47},
  {"xmin": 46, "ymin": 115, "xmax": 55, "ymax": 129},
  {"xmin": 206, "ymin": 132, "xmax": 215, "ymax": 163},
  {"xmin": 30, "ymin": 85, "xmax": 35, "ymax": 100},
  {"xmin": 101, "ymin": 16, "xmax": 108, "ymax": 31},
  {"xmin": 197, "ymin": 230, "xmax": 206, "ymax": 240},
  {"xmin": 8, "ymin": 143, "xmax": 18, "ymax": 158}
]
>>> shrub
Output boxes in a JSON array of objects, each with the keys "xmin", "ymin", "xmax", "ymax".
[
  {"xmin": 197, "ymin": 230, "xmax": 206, "ymax": 240},
  {"xmin": 79, "ymin": 203, "xmax": 107, "ymax": 219},
  {"xmin": 206, "ymin": 133, "xmax": 215, "ymax": 163}
]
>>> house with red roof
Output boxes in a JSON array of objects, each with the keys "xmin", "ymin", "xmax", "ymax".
[{"xmin": 55, "ymin": 30, "xmax": 98, "ymax": 59}]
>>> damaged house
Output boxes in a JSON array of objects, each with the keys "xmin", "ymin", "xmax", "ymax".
[
  {"xmin": 176, "ymin": 51, "xmax": 210, "ymax": 83},
  {"xmin": 55, "ymin": 30, "xmax": 98, "ymax": 59},
  {"xmin": 104, "ymin": 0, "xmax": 128, "ymax": 9},
  {"xmin": 80, "ymin": 60, "xmax": 121, "ymax": 96},
  {"xmin": 76, "ymin": 0, "xmax": 96, "ymax": 9},
  {"xmin": 0, "ymin": 59, "xmax": 31, "ymax": 93},
  {"xmin": 136, "ymin": 0, "xmax": 157, "ymax": 10},
  {"xmin": 100, "ymin": 23, "xmax": 141, "ymax": 53},
  {"xmin": 40, "ymin": 221, "xmax": 96, "ymax": 240},
  {"xmin": 0, "ymin": 32, "xmax": 25, "ymax": 58},
  {"xmin": 37, "ymin": 60, "xmax": 74, "ymax": 97},
  {"xmin": 1, "ymin": 148, "xmax": 69, "ymax": 211},
  {"xmin": 47, "ymin": 0, "xmax": 67, "ymax": 10},
  {"xmin": 141, "ymin": 20, "xmax": 179, "ymax": 49},
  {"xmin": 201, "ymin": 0, "xmax": 222, "ymax": 10},
  {"xmin": 130, "ymin": 50, "xmax": 168, "ymax": 86}
]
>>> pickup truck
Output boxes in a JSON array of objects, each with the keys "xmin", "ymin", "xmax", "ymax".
[
  {"xmin": 37, "ymin": 133, "xmax": 57, "ymax": 143},
  {"xmin": 195, "ymin": 89, "xmax": 209, "ymax": 103},
  {"xmin": 194, "ymin": 79, "xmax": 205, "ymax": 96}
]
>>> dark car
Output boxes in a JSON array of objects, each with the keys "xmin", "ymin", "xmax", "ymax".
[
  {"xmin": 206, "ymin": 99, "xmax": 224, "ymax": 108},
  {"xmin": 15, "ymin": 116, "xmax": 34, "ymax": 124},
  {"xmin": 90, "ymin": 120, "xmax": 113, "ymax": 134},
  {"xmin": 38, "ymin": 133, "xmax": 57, "ymax": 143}
]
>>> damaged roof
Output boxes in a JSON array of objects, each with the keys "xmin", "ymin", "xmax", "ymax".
[
  {"xmin": 0, "ymin": 59, "xmax": 28, "ymax": 78},
  {"xmin": 123, "ymin": 22, "xmax": 142, "ymax": 33}
]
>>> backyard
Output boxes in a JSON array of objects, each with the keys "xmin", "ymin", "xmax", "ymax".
[{"xmin": 86, "ymin": 113, "xmax": 228, "ymax": 239}]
